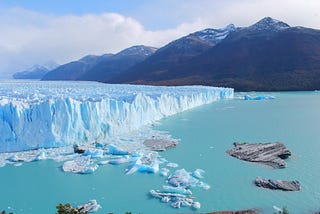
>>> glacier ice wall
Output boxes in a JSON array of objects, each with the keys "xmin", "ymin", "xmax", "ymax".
[{"xmin": 0, "ymin": 81, "xmax": 233, "ymax": 152}]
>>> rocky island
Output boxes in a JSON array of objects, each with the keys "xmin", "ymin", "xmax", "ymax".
[
  {"xmin": 254, "ymin": 177, "xmax": 301, "ymax": 191},
  {"xmin": 226, "ymin": 142, "xmax": 291, "ymax": 168}
]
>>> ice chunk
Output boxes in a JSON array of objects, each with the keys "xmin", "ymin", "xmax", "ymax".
[
  {"xmin": 107, "ymin": 144, "xmax": 128, "ymax": 156},
  {"xmin": 168, "ymin": 168, "xmax": 210, "ymax": 190},
  {"xmin": 159, "ymin": 168, "xmax": 170, "ymax": 177},
  {"xmin": 0, "ymin": 81, "xmax": 233, "ymax": 153},
  {"xmin": 108, "ymin": 156, "xmax": 130, "ymax": 165},
  {"xmin": 77, "ymin": 200, "xmax": 101, "ymax": 213},
  {"xmin": 192, "ymin": 202, "xmax": 201, "ymax": 210},
  {"xmin": 167, "ymin": 162, "xmax": 179, "ymax": 168},
  {"xmin": 162, "ymin": 185, "xmax": 192, "ymax": 195},
  {"xmin": 6, "ymin": 155, "xmax": 24, "ymax": 162},
  {"xmin": 83, "ymin": 149, "xmax": 104, "ymax": 159},
  {"xmin": 62, "ymin": 156, "xmax": 98, "ymax": 174},
  {"xmin": 192, "ymin": 169, "xmax": 205, "ymax": 179},
  {"xmin": 244, "ymin": 95, "xmax": 275, "ymax": 100},
  {"xmin": 168, "ymin": 169, "xmax": 199, "ymax": 188},
  {"xmin": 34, "ymin": 151, "xmax": 47, "ymax": 161},
  {"xmin": 126, "ymin": 152, "xmax": 160, "ymax": 174}
]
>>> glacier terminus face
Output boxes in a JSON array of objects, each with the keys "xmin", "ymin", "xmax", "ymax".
[{"xmin": 0, "ymin": 81, "xmax": 233, "ymax": 153}]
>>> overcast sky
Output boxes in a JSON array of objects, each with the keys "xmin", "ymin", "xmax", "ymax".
[{"xmin": 0, "ymin": 0, "xmax": 319, "ymax": 78}]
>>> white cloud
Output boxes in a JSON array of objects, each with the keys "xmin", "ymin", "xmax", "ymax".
[{"xmin": 0, "ymin": 7, "xmax": 209, "ymax": 78}]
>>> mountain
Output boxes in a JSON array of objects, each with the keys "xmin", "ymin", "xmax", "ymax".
[
  {"xmin": 109, "ymin": 17, "xmax": 320, "ymax": 91},
  {"xmin": 41, "ymin": 54, "xmax": 112, "ymax": 80},
  {"xmin": 78, "ymin": 45, "xmax": 157, "ymax": 82},
  {"xmin": 42, "ymin": 45, "xmax": 156, "ymax": 81},
  {"xmin": 108, "ymin": 24, "xmax": 237, "ymax": 84},
  {"xmin": 13, "ymin": 61, "xmax": 59, "ymax": 79}
]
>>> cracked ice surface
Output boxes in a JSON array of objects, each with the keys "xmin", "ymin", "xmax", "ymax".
[{"xmin": 0, "ymin": 81, "xmax": 233, "ymax": 153}]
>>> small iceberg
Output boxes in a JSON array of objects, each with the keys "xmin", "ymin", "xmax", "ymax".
[
  {"xmin": 192, "ymin": 169, "xmax": 205, "ymax": 179},
  {"xmin": 159, "ymin": 168, "xmax": 170, "ymax": 177},
  {"xmin": 166, "ymin": 162, "xmax": 179, "ymax": 168},
  {"xmin": 168, "ymin": 168, "xmax": 210, "ymax": 189},
  {"xmin": 107, "ymin": 144, "xmax": 129, "ymax": 155},
  {"xmin": 244, "ymin": 95, "xmax": 275, "ymax": 100},
  {"xmin": 162, "ymin": 185, "xmax": 192, "ymax": 195},
  {"xmin": 62, "ymin": 156, "xmax": 98, "ymax": 174},
  {"xmin": 77, "ymin": 200, "xmax": 101, "ymax": 213},
  {"xmin": 83, "ymin": 149, "xmax": 104, "ymax": 159}
]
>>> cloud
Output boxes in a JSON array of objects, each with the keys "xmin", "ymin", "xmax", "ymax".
[{"xmin": 0, "ymin": 7, "xmax": 210, "ymax": 78}]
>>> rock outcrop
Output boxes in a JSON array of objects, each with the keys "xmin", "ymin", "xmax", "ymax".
[
  {"xmin": 226, "ymin": 142, "xmax": 291, "ymax": 168},
  {"xmin": 254, "ymin": 177, "xmax": 301, "ymax": 191}
]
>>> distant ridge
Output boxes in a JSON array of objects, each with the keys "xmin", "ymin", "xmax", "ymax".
[
  {"xmin": 13, "ymin": 61, "xmax": 58, "ymax": 79},
  {"xmin": 42, "ymin": 45, "xmax": 157, "ymax": 81}
]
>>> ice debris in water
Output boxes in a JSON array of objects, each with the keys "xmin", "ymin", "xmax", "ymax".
[
  {"xmin": 168, "ymin": 168, "xmax": 210, "ymax": 189},
  {"xmin": 159, "ymin": 168, "xmax": 170, "ymax": 177},
  {"xmin": 77, "ymin": 200, "xmax": 101, "ymax": 213},
  {"xmin": 62, "ymin": 156, "xmax": 99, "ymax": 174},
  {"xmin": 192, "ymin": 169, "xmax": 205, "ymax": 179},
  {"xmin": 150, "ymin": 168, "xmax": 209, "ymax": 209},
  {"xmin": 167, "ymin": 162, "xmax": 179, "ymax": 168},
  {"xmin": 83, "ymin": 149, "xmax": 104, "ymax": 159},
  {"xmin": 244, "ymin": 95, "xmax": 275, "ymax": 100}
]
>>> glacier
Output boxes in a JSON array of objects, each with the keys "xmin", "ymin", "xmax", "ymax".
[
  {"xmin": 0, "ymin": 80, "xmax": 233, "ymax": 211},
  {"xmin": 0, "ymin": 81, "xmax": 233, "ymax": 153}
]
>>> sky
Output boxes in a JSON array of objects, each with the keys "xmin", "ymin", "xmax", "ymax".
[{"xmin": 0, "ymin": 0, "xmax": 319, "ymax": 78}]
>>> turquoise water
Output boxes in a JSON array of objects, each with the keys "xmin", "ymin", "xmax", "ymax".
[{"xmin": 1, "ymin": 92, "xmax": 320, "ymax": 213}]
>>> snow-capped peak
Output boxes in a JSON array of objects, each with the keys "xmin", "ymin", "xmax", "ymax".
[
  {"xmin": 249, "ymin": 17, "xmax": 290, "ymax": 31},
  {"xmin": 117, "ymin": 45, "xmax": 158, "ymax": 56},
  {"xmin": 189, "ymin": 24, "xmax": 237, "ymax": 45}
]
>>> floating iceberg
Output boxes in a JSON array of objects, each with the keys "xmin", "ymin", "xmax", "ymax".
[
  {"xmin": 150, "ymin": 168, "xmax": 208, "ymax": 210},
  {"xmin": 159, "ymin": 168, "xmax": 170, "ymax": 177},
  {"xmin": 192, "ymin": 169, "xmax": 205, "ymax": 179},
  {"xmin": 62, "ymin": 156, "xmax": 99, "ymax": 174},
  {"xmin": 168, "ymin": 168, "xmax": 210, "ymax": 189},
  {"xmin": 244, "ymin": 95, "xmax": 275, "ymax": 100},
  {"xmin": 0, "ymin": 81, "xmax": 233, "ymax": 153},
  {"xmin": 77, "ymin": 200, "xmax": 101, "ymax": 213}
]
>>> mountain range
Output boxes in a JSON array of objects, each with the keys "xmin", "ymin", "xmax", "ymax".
[
  {"xmin": 41, "ymin": 45, "xmax": 157, "ymax": 82},
  {"xmin": 13, "ymin": 61, "xmax": 58, "ymax": 79},
  {"xmin": 18, "ymin": 17, "xmax": 320, "ymax": 91},
  {"xmin": 109, "ymin": 17, "xmax": 320, "ymax": 91}
]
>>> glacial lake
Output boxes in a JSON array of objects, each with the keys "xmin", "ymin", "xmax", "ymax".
[{"xmin": 1, "ymin": 92, "xmax": 320, "ymax": 213}]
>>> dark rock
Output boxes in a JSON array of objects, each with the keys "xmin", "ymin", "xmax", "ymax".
[
  {"xmin": 143, "ymin": 139, "xmax": 178, "ymax": 151},
  {"xmin": 73, "ymin": 144, "xmax": 86, "ymax": 154},
  {"xmin": 207, "ymin": 209, "xmax": 258, "ymax": 214},
  {"xmin": 226, "ymin": 142, "xmax": 291, "ymax": 168},
  {"xmin": 254, "ymin": 177, "xmax": 301, "ymax": 191}
]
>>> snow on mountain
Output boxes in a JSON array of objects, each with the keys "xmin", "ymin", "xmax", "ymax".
[
  {"xmin": 247, "ymin": 17, "xmax": 290, "ymax": 32},
  {"xmin": 189, "ymin": 24, "xmax": 237, "ymax": 44},
  {"xmin": 116, "ymin": 45, "xmax": 158, "ymax": 57},
  {"xmin": 0, "ymin": 81, "xmax": 233, "ymax": 152}
]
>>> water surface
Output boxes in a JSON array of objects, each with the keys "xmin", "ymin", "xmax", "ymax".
[{"xmin": 1, "ymin": 92, "xmax": 320, "ymax": 213}]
